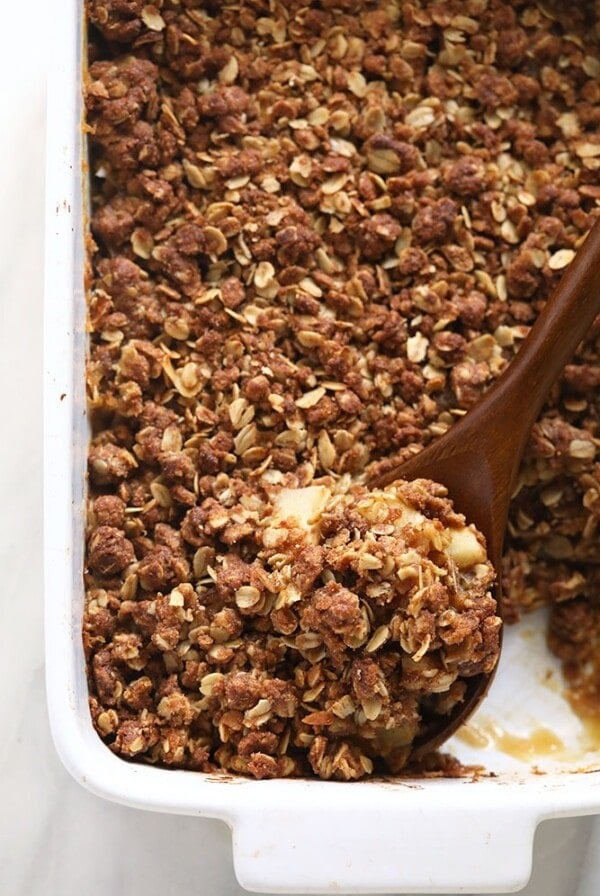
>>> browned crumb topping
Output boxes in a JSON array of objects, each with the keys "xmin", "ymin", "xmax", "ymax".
[{"xmin": 84, "ymin": 0, "xmax": 600, "ymax": 778}]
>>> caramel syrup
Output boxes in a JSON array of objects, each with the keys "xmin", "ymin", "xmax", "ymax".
[{"xmin": 456, "ymin": 721, "xmax": 567, "ymax": 760}]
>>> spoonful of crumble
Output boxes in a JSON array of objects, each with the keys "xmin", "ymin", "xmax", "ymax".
[{"xmin": 261, "ymin": 479, "xmax": 498, "ymax": 773}]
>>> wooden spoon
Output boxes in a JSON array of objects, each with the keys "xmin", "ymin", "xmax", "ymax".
[{"xmin": 371, "ymin": 216, "xmax": 600, "ymax": 759}]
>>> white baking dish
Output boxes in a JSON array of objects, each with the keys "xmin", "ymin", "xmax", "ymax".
[{"xmin": 44, "ymin": 3, "xmax": 600, "ymax": 892}]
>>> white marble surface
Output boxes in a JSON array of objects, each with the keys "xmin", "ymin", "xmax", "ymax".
[{"xmin": 2, "ymin": 2, "xmax": 600, "ymax": 894}]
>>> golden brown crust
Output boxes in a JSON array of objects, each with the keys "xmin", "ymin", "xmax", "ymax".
[{"xmin": 84, "ymin": 0, "xmax": 600, "ymax": 778}]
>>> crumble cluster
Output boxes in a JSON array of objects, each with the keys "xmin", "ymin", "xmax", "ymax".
[{"xmin": 84, "ymin": 0, "xmax": 600, "ymax": 779}]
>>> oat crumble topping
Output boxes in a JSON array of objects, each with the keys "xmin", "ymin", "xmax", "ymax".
[{"xmin": 84, "ymin": 0, "xmax": 600, "ymax": 779}]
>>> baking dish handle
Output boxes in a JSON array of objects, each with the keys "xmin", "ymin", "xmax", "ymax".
[{"xmin": 230, "ymin": 793, "xmax": 537, "ymax": 893}]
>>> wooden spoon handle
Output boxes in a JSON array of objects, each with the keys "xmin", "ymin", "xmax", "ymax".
[
  {"xmin": 482, "ymin": 216, "xmax": 600, "ymax": 451},
  {"xmin": 373, "ymin": 216, "xmax": 600, "ymax": 567}
]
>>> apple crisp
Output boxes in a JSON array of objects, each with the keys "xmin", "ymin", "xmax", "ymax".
[{"xmin": 84, "ymin": 0, "xmax": 600, "ymax": 779}]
